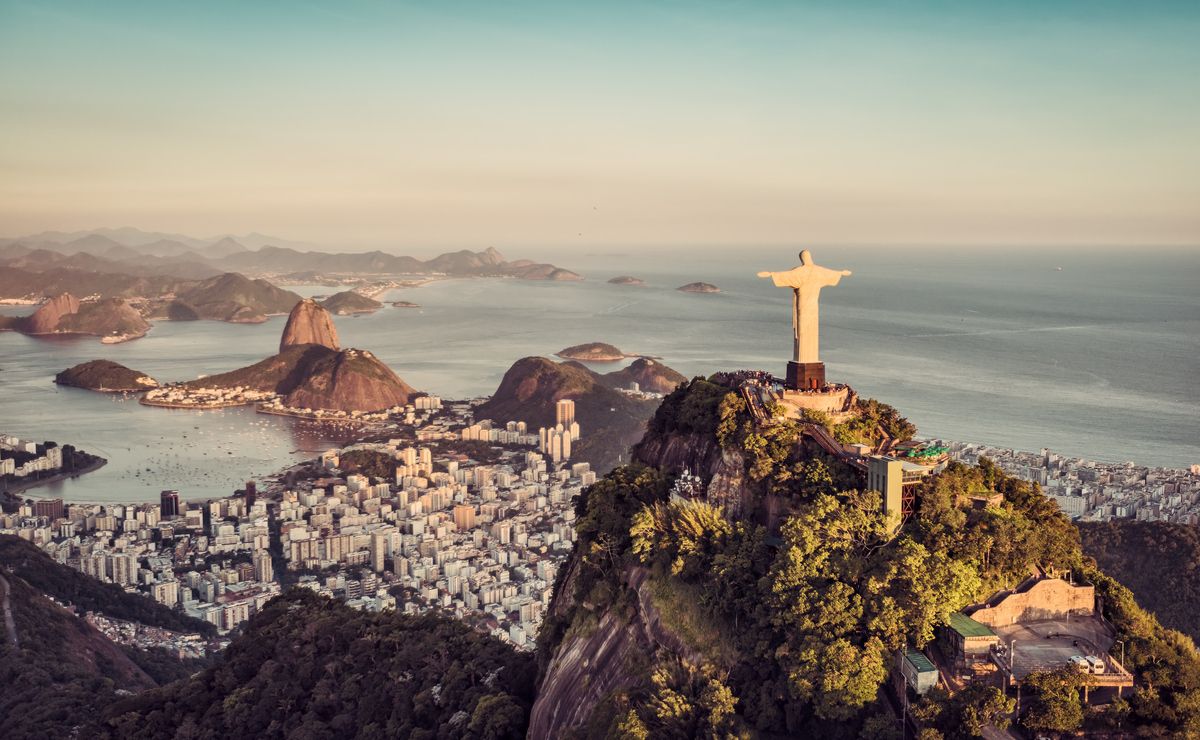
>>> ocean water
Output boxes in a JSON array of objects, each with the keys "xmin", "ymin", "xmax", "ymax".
[{"xmin": 1, "ymin": 245, "xmax": 1196, "ymax": 503}]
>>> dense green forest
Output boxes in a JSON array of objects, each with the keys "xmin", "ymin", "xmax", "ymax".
[
  {"xmin": 120, "ymin": 645, "xmax": 216, "ymax": 686},
  {"xmin": 1, "ymin": 564, "xmax": 157, "ymax": 739},
  {"xmin": 0, "ymin": 535, "xmax": 216, "ymax": 636},
  {"xmin": 1080, "ymin": 520, "xmax": 1200, "ymax": 643},
  {"xmin": 92, "ymin": 589, "xmax": 538, "ymax": 740},
  {"xmin": 538, "ymin": 377, "xmax": 1200, "ymax": 739}
]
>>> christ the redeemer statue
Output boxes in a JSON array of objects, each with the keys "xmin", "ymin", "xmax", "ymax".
[{"xmin": 758, "ymin": 250, "xmax": 851, "ymax": 389}]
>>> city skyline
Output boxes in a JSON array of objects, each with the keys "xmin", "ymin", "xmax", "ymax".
[{"xmin": 2, "ymin": 0, "xmax": 1198, "ymax": 249}]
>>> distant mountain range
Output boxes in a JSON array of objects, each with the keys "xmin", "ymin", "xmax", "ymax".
[
  {"xmin": 0, "ymin": 228, "xmax": 583, "ymax": 283},
  {"xmin": 0, "ymin": 227, "xmax": 323, "ymax": 253}
]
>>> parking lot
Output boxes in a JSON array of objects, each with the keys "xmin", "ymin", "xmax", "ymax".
[{"xmin": 991, "ymin": 618, "xmax": 1115, "ymax": 680}]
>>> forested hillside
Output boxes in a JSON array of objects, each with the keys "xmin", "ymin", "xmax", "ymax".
[
  {"xmin": 536, "ymin": 377, "xmax": 1200, "ymax": 739},
  {"xmin": 0, "ymin": 564, "xmax": 157, "ymax": 739},
  {"xmin": 0, "ymin": 535, "xmax": 216, "ymax": 636},
  {"xmin": 1080, "ymin": 520, "xmax": 1200, "ymax": 642},
  {"xmin": 92, "ymin": 589, "xmax": 538, "ymax": 740}
]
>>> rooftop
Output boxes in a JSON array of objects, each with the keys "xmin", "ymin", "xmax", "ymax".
[
  {"xmin": 903, "ymin": 647, "xmax": 937, "ymax": 674},
  {"xmin": 949, "ymin": 612, "xmax": 997, "ymax": 639}
]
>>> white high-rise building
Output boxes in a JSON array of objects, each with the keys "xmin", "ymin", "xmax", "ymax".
[
  {"xmin": 253, "ymin": 549, "xmax": 274, "ymax": 583},
  {"xmin": 556, "ymin": 399, "xmax": 575, "ymax": 426}
]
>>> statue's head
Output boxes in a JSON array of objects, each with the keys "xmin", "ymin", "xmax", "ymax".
[{"xmin": 799, "ymin": 250, "xmax": 813, "ymax": 265}]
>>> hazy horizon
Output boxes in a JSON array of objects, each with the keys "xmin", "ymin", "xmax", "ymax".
[{"xmin": 3, "ymin": 1, "xmax": 1198, "ymax": 249}]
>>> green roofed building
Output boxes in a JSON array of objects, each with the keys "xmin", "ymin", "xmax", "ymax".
[
  {"xmin": 897, "ymin": 647, "xmax": 939, "ymax": 695},
  {"xmin": 945, "ymin": 612, "xmax": 999, "ymax": 665}
]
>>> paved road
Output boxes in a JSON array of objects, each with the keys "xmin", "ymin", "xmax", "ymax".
[{"xmin": 0, "ymin": 571, "xmax": 18, "ymax": 649}]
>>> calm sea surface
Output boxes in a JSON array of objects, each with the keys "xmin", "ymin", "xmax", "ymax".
[{"xmin": 1, "ymin": 245, "xmax": 1196, "ymax": 503}]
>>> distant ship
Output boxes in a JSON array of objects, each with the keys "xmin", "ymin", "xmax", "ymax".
[{"xmin": 1054, "ymin": 267, "xmax": 1062, "ymax": 271}]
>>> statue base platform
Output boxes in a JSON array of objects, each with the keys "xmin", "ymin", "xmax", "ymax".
[
  {"xmin": 786, "ymin": 361, "xmax": 825, "ymax": 391},
  {"xmin": 773, "ymin": 384, "xmax": 859, "ymax": 423}
]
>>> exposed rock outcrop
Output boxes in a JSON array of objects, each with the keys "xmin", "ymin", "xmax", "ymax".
[
  {"xmin": 634, "ymin": 429, "xmax": 749, "ymax": 516},
  {"xmin": 24, "ymin": 292, "xmax": 81, "ymax": 334},
  {"xmin": 607, "ymin": 275, "xmax": 646, "ymax": 285},
  {"xmin": 529, "ymin": 565, "xmax": 702, "ymax": 739},
  {"xmin": 279, "ymin": 298, "xmax": 340, "ymax": 353}
]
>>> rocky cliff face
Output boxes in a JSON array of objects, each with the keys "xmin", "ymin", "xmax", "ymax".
[
  {"xmin": 24, "ymin": 292, "xmax": 81, "ymax": 333},
  {"xmin": 283, "ymin": 348, "xmax": 415, "ymax": 413},
  {"xmin": 529, "ymin": 565, "xmax": 702, "ymax": 739},
  {"xmin": 279, "ymin": 298, "xmax": 340, "ymax": 353},
  {"xmin": 634, "ymin": 430, "xmax": 749, "ymax": 516}
]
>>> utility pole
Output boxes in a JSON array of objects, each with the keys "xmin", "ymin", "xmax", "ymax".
[{"xmin": 1116, "ymin": 639, "xmax": 1126, "ymax": 697}]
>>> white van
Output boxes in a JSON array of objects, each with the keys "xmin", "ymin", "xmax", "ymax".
[{"xmin": 1085, "ymin": 655, "xmax": 1105, "ymax": 674}]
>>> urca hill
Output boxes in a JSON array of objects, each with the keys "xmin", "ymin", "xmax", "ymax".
[{"xmin": 143, "ymin": 299, "xmax": 416, "ymax": 414}]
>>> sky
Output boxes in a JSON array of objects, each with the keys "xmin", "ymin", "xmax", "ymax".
[{"xmin": 1, "ymin": 0, "xmax": 1198, "ymax": 250}]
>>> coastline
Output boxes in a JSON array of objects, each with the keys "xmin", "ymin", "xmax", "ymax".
[
  {"xmin": 255, "ymin": 405, "xmax": 372, "ymax": 424},
  {"xmin": 100, "ymin": 329, "xmax": 149, "ymax": 344},
  {"xmin": 368, "ymin": 277, "xmax": 442, "ymax": 300},
  {"xmin": 139, "ymin": 397, "xmax": 255, "ymax": 410},
  {"xmin": 55, "ymin": 383, "xmax": 154, "ymax": 393},
  {"xmin": 555, "ymin": 352, "xmax": 664, "ymax": 362},
  {"xmin": 1, "ymin": 457, "xmax": 107, "ymax": 499}
]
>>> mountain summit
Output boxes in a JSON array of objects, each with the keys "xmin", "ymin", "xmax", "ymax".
[{"xmin": 280, "ymin": 298, "xmax": 340, "ymax": 353}]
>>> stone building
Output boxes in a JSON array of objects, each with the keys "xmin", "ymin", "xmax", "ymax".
[{"xmin": 964, "ymin": 572, "xmax": 1094, "ymax": 628}]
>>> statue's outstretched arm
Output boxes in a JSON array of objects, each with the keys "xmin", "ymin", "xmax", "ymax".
[
  {"xmin": 842, "ymin": 270, "xmax": 851, "ymax": 276},
  {"xmin": 757, "ymin": 271, "xmax": 773, "ymax": 278}
]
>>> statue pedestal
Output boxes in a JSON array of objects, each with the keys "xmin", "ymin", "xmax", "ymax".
[{"xmin": 786, "ymin": 361, "xmax": 825, "ymax": 390}]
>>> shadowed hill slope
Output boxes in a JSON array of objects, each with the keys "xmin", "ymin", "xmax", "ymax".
[
  {"xmin": 91, "ymin": 589, "xmax": 538, "ymax": 740},
  {"xmin": 1080, "ymin": 519, "xmax": 1200, "ymax": 642},
  {"xmin": 0, "ymin": 566, "xmax": 158, "ymax": 739},
  {"xmin": 0, "ymin": 536, "xmax": 216, "ymax": 637}
]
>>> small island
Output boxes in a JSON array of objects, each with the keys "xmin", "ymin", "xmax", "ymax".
[
  {"xmin": 676, "ymin": 282, "xmax": 721, "ymax": 293},
  {"xmin": 55, "ymin": 360, "xmax": 159, "ymax": 392},
  {"xmin": 392, "ymin": 301, "xmax": 422, "ymax": 308},
  {"xmin": 320, "ymin": 290, "xmax": 383, "ymax": 315},
  {"xmin": 607, "ymin": 276, "xmax": 646, "ymax": 285},
  {"xmin": 556, "ymin": 342, "xmax": 627, "ymax": 362},
  {"xmin": 1, "ymin": 293, "xmax": 152, "ymax": 343}
]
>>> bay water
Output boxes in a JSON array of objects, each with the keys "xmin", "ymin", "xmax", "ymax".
[{"xmin": 1, "ymin": 245, "xmax": 1196, "ymax": 503}]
